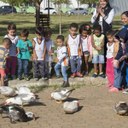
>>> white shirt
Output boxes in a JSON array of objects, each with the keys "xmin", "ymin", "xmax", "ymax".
[
  {"xmin": 57, "ymin": 46, "xmax": 68, "ymax": 66},
  {"xmin": 45, "ymin": 39, "xmax": 54, "ymax": 62},
  {"xmin": 81, "ymin": 36, "xmax": 89, "ymax": 52},
  {"xmin": 106, "ymin": 43, "xmax": 114, "ymax": 59},
  {"xmin": 4, "ymin": 35, "xmax": 19, "ymax": 56},
  {"xmin": 33, "ymin": 37, "xmax": 45, "ymax": 60},
  {"xmin": 67, "ymin": 34, "xmax": 80, "ymax": 56}
]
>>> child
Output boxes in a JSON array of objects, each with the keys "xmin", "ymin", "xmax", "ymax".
[
  {"xmin": 44, "ymin": 28, "xmax": 54, "ymax": 78},
  {"xmin": 92, "ymin": 25, "xmax": 105, "ymax": 78},
  {"xmin": 79, "ymin": 24, "xmax": 92, "ymax": 75},
  {"xmin": 16, "ymin": 29, "xmax": 32, "ymax": 81},
  {"xmin": 0, "ymin": 38, "xmax": 12, "ymax": 86},
  {"xmin": 106, "ymin": 31, "xmax": 123, "ymax": 92},
  {"xmin": 66, "ymin": 23, "xmax": 83, "ymax": 78},
  {"xmin": 54, "ymin": 35, "xmax": 69, "ymax": 87},
  {"xmin": 32, "ymin": 27, "xmax": 47, "ymax": 81},
  {"xmin": 4, "ymin": 23, "xmax": 19, "ymax": 79}
]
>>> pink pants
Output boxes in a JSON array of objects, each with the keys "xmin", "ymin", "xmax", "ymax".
[
  {"xmin": 6, "ymin": 56, "xmax": 17, "ymax": 76},
  {"xmin": 106, "ymin": 58, "xmax": 114, "ymax": 88}
]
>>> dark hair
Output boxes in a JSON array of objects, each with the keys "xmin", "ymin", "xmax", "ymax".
[
  {"xmin": 69, "ymin": 23, "xmax": 78, "ymax": 30},
  {"xmin": 93, "ymin": 25, "xmax": 101, "ymax": 32},
  {"xmin": 79, "ymin": 23, "xmax": 91, "ymax": 34},
  {"xmin": 56, "ymin": 35, "xmax": 64, "ymax": 42},
  {"xmin": 35, "ymin": 27, "xmax": 44, "ymax": 35},
  {"xmin": 20, "ymin": 29, "xmax": 29, "ymax": 37},
  {"xmin": 3, "ymin": 38, "xmax": 12, "ymax": 45},
  {"xmin": 106, "ymin": 30, "xmax": 117, "ymax": 37},
  {"xmin": 121, "ymin": 11, "xmax": 128, "ymax": 17},
  {"xmin": 7, "ymin": 23, "xmax": 16, "ymax": 30},
  {"xmin": 44, "ymin": 27, "xmax": 52, "ymax": 37}
]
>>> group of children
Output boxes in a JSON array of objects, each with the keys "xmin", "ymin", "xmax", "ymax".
[{"xmin": 1, "ymin": 11, "xmax": 128, "ymax": 91}]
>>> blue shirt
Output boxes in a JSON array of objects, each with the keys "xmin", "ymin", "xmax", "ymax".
[{"xmin": 16, "ymin": 39, "xmax": 32, "ymax": 60}]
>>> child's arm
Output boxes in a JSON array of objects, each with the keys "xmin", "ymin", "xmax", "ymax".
[
  {"xmin": 91, "ymin": 36, "xmax": 99, "ymax": 50},
  {"xmin": 42, "ymin": 41, "xmax": 46, "ymax": 60},
  {"xmin": 65, "ymin": 37, "xmax": 70, "ymax": 57},
  {"xmin": 32, "ymin": 39, "xmax": 38, "ymax": 60},
  {"xmin": 100, "ymin": 38, "xmax": 104, "ymax": 49}
]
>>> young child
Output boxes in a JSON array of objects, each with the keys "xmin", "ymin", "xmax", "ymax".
[
  {"xmin": 106, "ymin": 31, "xmax": 123, "ymax": 92},
  {"xmin": 66, "ymin": 23, "xmax": 83, "ymax": 78},
  {"xmin": 0, "ymin": 38, "xmax": 12, "ymax": 86},
  {"xmin": 4, "ymin": 23, "xmax": 19, "ymax": 79},
  {"xmin": 16, "ymin": 29, "xmax": 32, "ymax": 81},
  {"xmin": 54, "ymin": 35, "xmax": 69, "ymax": 87},
  {"xmin": 92, "ymin": 25, "xmax": 105, "ymax": 78},
  {"xmin": 32, "ymin": 27, "xmax": 47, "ymax": 81},
  {"xmin": 79, "ymin": 24, "xmax": 92, "ymax": 75},
  {"xmin": 44, "ymin": 28, "xmax": 54, "ymax": 78}
]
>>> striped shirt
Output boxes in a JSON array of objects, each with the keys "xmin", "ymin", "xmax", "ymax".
[{"xmin": 0, "ymin": 45, "xmax": 9, "ymax": 69}]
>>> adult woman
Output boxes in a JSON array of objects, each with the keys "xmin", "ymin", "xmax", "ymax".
[{"xmin": 91, "ymin": 0, "xmax": 114, "ymax": 34}]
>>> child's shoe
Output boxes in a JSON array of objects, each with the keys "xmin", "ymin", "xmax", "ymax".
[
  {"xmin": 34, "ymin": 78, "xmax": 39, "ymax": 81},
  {"xmin": 92, "ymin": 73, "xmax": 98, "ymax": 78},
  {"xmin": 99, "ymin": 72, "xmax": 105, "ymax": 78},
  {"xmin": 109, "ymin": 87, "xmax": 119, "ymax": 92},
  {"xmin": 123, "ymin": 88, "xmax": 128, "ymax": 94},
  {"xmin": 11, "ymin": 75, "xmax": 16, "ymax": 80},
  {"xmin": 76, "ymin": 72, "xmax": 83, "ymax": 77},
  {"xmin": 18, "ymin": 76, "xmax": 22, "ymax": 80},
  {"xmin": 24, "ymin": 76, "xmax": 30, "ymax": 81},
  {"xmin": 71, "ymin": 73, "xmax": 76, "ymax": 78},
  {"xmin": 64, "ymin": 81, "xmax": 70, "ymax": 87}
]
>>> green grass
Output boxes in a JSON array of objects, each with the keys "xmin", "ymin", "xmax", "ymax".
[{"xmin": 0, "ymin": 14, "xmax": 122, "ymax": 43}]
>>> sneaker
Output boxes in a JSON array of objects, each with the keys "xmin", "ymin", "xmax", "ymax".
[
  {"xmin": 123, "ymin": 88, "xmax": 128, "ymax": 94},
  {"xmin": 56, "ymin": 75, "xmax": 61, "ymax": 78},
  {"xmin": 99, "ymin": 73, "xmax": 105, "ymax": 78},
  {"xmin": 18, "ymin": 77, "xmax": 22, "ymax": 80},
  {"xmin": 24, "ymin": 76, "xmax": 30, "ymax": 81},
  {"xmin": 42, "ymin": 77, "xmax": 48, "ymax": 81},
  {"xmin": 76, "ymin": 72, "xmax": 83, "ymax": 77},
  {"xmin": 84, "ymin": 71, "xmax": 89, "ymax": 76},
  {"xmin": 34, "ymin": 78, "xmax": 39, "ymax": 81},
  {"xmin": 92, "ymin": 73, "xmax": 98, "ymax": 78},
  {"xmin": 109, "ymin": 87, "xmax": 119, "ymax": 92},
  {"xmin": 44, "ymin": 77, "xmax": 48, "ymax": 80},
  {"xmin": 11, "ymin": 75, "xmax": 16, "ymax": 80},
  {"xmin": 71, "ymin": 73, "xmax": 76, "ymax": 78},
  {"xmin": 63, "ymin": 81, "xmax": 70, "ymax": 87}
]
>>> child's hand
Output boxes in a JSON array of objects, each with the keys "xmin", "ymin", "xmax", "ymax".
[
  {"xmin": 42, "ymin": 55, "xmax": 45, "ymax": 60},
  {"xmin": 119, "ymin": 55, "xmax": 127, "ymax": 62},
  {"xmin": 97, "ymin": 47, "xmax": 102, "ymax": 51},
  {"xmin": 113, "ymin": 59, "xmax": 119, "ymax": 68}
]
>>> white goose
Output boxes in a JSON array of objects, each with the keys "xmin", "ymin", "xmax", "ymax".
[
  {"xmin": 63, "ymin": 100, "xmax": 79, "ymax": 114},
  {"xmin": 51, "ymin": 88, "xmax": 75, "ymax": 102},
  {"xmin": 5, "ymin": 86, "xmax": 37, "ymax": 106},
  {"xmin": 0, "ymin": 86, "xmax": 16, "ymax": 97}
]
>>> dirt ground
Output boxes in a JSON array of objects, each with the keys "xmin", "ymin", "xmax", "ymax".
[{"xmin": 0, "ymin": 85, "xmax": 128, "ymax": 128}]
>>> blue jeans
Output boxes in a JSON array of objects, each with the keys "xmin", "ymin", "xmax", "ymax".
[
  {"xmin": 54, "ymin": 62, "xmax": 68, "ymax": 82},
  {"xmin": 18, "ymin": 59, "xmax": 29, "ymax": 77},
  {"xmin": 114, "ymin": 62, "xmax": 125, "ymax": 89},
  {"xmin": 70, "ymin": 56, "xmax": 82, "ymax": 73}
]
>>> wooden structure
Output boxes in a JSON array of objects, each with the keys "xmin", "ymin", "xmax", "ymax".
[{"xmin": 35, "ymin": 0, "xmax": 50, "ymax": 29}]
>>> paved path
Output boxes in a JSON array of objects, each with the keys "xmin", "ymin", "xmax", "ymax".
[{"xmin": 0, "ymin": 82, "xmax": 128, "ymax": 128}]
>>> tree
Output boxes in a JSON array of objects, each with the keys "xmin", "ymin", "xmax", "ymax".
[
  {"xmin": 79, "ymin": 0, "xmax": 98, "ymax": 4},
  {"xmin": 52, "ymin": 0, "xmax": 70, "ymax": 34}
]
